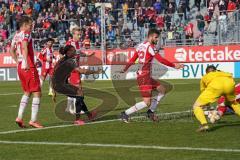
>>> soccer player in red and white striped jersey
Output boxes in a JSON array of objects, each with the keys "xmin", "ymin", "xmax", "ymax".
[
  {"xmin": 120, "ymin": 28, "xmax": 183, "ymax": 122},
  {"xmin": 10, "ymin": 16, "xmax": 43, "ymax": 128},
  {"xmin": 37, "ymin": 38, "xmax": 55, "ymax": 95}
]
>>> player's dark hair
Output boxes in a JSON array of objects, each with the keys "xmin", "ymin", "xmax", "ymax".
[
  {"xmin": 18, "ymin": 16, "xmax": 33, "ymax": 27},
  {"xmin": 148, "ymin": 28, "xmax": 160, "ymax": 37},
  {"xmin": 59, "ymin": 45, "xmax": 74, "ymax": 57},
  {"xmin": 46, "ymin": 38, "xmax": 55, "ymax": 43},
  {"xmin": 206, "ymin": 65, "xmax": 217, "ymax": 73}
]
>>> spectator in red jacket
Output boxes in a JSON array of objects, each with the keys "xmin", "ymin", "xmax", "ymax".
[
  {"xmin": 0, "ymin": 12, "xmax": 4, "ymax": 24},
  {"xmin": 184, "ymin": 22, "xmax": 194, "ymax": 45},
  {"xmin": 42, "ymin": 19, "xmax": 51, "ymax": 30},
  {"xmin": 227, "ymin": 0, "xmax": 237, "ymax": 12},
  {"xmin": 156, "ymin": 15, "xmax": 165, "ymax": 29}
]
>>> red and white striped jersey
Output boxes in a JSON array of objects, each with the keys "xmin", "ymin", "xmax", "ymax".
[
  {"xmin": 136, "ymin": 41, "xmax": 156, "ymax": 75},
  {"xmin": 66, "ymin": 39, "xmax": 81, "ymax": 50},
  {"xmin": 11, "ymin": 30, "xmax": 35, "ymax": 68},
  {"xmin": 124, "ymin": 41, "xmax": 175, "ymax": 76},
  {"xmin": 38, "ymin": 47, "xmax": 54, "ymax": 69}
]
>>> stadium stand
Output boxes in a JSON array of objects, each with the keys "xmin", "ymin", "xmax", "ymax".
[{"xmin": 0, "ymin": 0, "xmax": 239, "ymax": 52}]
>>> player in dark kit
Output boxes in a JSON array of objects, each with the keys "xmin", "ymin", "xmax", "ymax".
[{"xmin": 52, "ymin": 45, "xmax": 102, "ymax": 125}]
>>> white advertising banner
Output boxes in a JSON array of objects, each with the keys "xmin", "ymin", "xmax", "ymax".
[{"xmin": 0, "ymin": 63, "xmax": 235, "ymax": 81}]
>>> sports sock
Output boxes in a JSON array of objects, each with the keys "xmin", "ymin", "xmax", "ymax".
[
  {"xmin": 17, "ymin": 95, "xmax": 29, "ymax": 119},
  {"xmin": 49, "ymin": 86, "xmax": 53, "ymax": 94},
  {"xmin": 231, "ymin": 103, "xmax": 240, "ymax": 116},
  {"xmin": 31, "ymin": 97, "xmax": 40, "ymax": 122},
  {"xmin": 75, "ymin": 97, "xmax": 84, "ymax": 120},
  {"xmin": 193, "ymin": 106, "xmax": 207, "ymax": 125},
  {"xmin": 66, "ymin": 97, "xmax": 74, "ymax": 111},
  {"xmin": 125, "ymin": 101, "xmax": 147, "ymax": 115},
  {"xmin": 150, "ymin": 93, "xmax": 164, "ymax": 112},
  {"xmin": 81, "ymin": 98, "xmax": 89, "ymax": 113},
  {"xmin": 75, "ymin": 97, "xmax": 83, "ymax": 114}
]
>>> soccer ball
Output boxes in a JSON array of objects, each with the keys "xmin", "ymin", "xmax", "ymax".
[{"xmin": 207, "ymin": 110, "xmax": 220, "ymax": 124}]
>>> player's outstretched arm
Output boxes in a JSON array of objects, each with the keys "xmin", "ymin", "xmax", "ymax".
[
  {"xmin": 174, "ymin": 63, "xmax": 184, "ymax": 69},
  {"xmin": 75, "ymin": 67, "xmax": 103, "ymax": 75},
  {"xmin": 120, "ymin": 51, "xmax": 139, "ymax": 73},
  {"xmin": 78, "ymin": 51, "xmax": 95, "ymax": 57},
  {"xmin": 154, "ymin": 53, "xmax": 175, "ymax": 68},
  {"xmin": 155, "ymin": 54, "xmax": 184, "ymax": 69}
]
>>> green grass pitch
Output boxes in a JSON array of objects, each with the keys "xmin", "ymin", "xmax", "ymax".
[{"xmin": 0, "ymin": 79, "xmax": 240, "ymax": 160}]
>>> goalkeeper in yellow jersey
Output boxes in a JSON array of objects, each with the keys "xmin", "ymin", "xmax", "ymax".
[{"xmin": 193, "ymin": 65, "xmax": 240, "ymax": 132}]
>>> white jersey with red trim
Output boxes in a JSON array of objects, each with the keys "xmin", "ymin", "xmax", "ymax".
[
  {"xmin": 11, "ymin": 30, "xmax": 35, "ymax": 68},
  {"xmin": 38, "ymin": 47, "xmax": 54, "ymax": 69},
  {"xmin": 135, "ymin": 41, "xmax": 156, "ymax": 76},
  {"xmin": 66, "ymin": 39, "xmax": 81, "ymax": 50}
]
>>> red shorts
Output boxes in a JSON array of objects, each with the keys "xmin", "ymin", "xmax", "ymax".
[
  {"xmin": 18, "ymin": 63, "xmax": 41, "ymax": 93},
  {"xmin": 69, "ymin": 70, "xmax": 81, "ymax": 86},
  {"xmin": 137, "ymin": 74, "xmax": 160, "ymax": 97},
  {"xmin": 41, "ymin": 67, "xmax": 54, "ymax": 79}
]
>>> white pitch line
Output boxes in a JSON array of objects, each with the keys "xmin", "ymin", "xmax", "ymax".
[
  {"xmin": 0, "ymin": 111, "xmax": 191, "ymax": 135},
  {"xmin": 0, "ymin": 140, "xmax": 239, "ymax": 153},
  {"xmin": 6, "ymin": 105, "xmax": 17, "ymax": 108},
  {"xmin": 0, "ymin": 119, "xmax": 119, "ymax": 135},
  {"xmin": 0, "ymin": 91, "xmax": 50, "ymax": 96},
  {"xmin": 0, "ymin": 92, "xmax": 23, "ymax": 96}
]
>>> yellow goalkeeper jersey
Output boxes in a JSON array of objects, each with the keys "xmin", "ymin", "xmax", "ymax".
[{"xmin": 200, "ymin": 71, "xmax": 233, "ymax": 92}]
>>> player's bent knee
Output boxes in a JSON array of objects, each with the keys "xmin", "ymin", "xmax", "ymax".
[
  {"xmin": 24, "ymin": 92, "xmax": 31, "ymax": 97},
  {"xmin": 33, "ymin": 92, "xmax": 41, "ymax": 98},
  {"xmin": 157, "ymin": 85, "xmax": 166, "ymax": 94},
  {"xmin": 193, "ymin": 101, "xmax": 202, "ymax": 109},
  {"xmin": 143, "ymin": 98, "xmax": 151, "ymax": 106}
]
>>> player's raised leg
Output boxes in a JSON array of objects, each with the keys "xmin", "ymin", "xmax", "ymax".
[{"xmin": 121, "ymin": 96, "xmax": 150, "ymax": 123}]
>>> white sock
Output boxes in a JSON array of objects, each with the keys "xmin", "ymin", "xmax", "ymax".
[
  {"xmin": 49, "ymin": 86, "xmax": 53, "ymax": 93},
  {"xmin": 66, "ymin": 97, "xmax": 74, "ymax": 112},
  {"xmin": 17, "ymin": 95, "xmax": 29, "ymax": 119},
  {"xmin": 31, "ymin": 97, "xmax": 40, "ymax": 122},
  {"xmin": 125, "ymin": 101, "xmax": 147, "ymax": 115},
  {"xmin": 149, "ymin": 93, "xmax": 164, "ymax": 112}
]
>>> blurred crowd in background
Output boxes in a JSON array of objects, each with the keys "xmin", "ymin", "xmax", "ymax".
[{"xmin": 0, "ymin": 0, "xmax": 240, "ymax": 52}]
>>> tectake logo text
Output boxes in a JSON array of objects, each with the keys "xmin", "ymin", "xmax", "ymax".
[
  {"xmin": 174, "ymin": 46, "xmax": 240, "ymax": 62},
  {"xmin": 174, "ymin": 48, "xmax": 187, "ymax": 62}
]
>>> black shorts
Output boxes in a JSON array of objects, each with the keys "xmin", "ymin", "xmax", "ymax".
[
  {"xmin": 53, "ymin": 83, "xmax": 79, "ymax": 97},
  {"xmin": 52, "ymin": 57, "xmax": 79, "ymax": 96}
]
